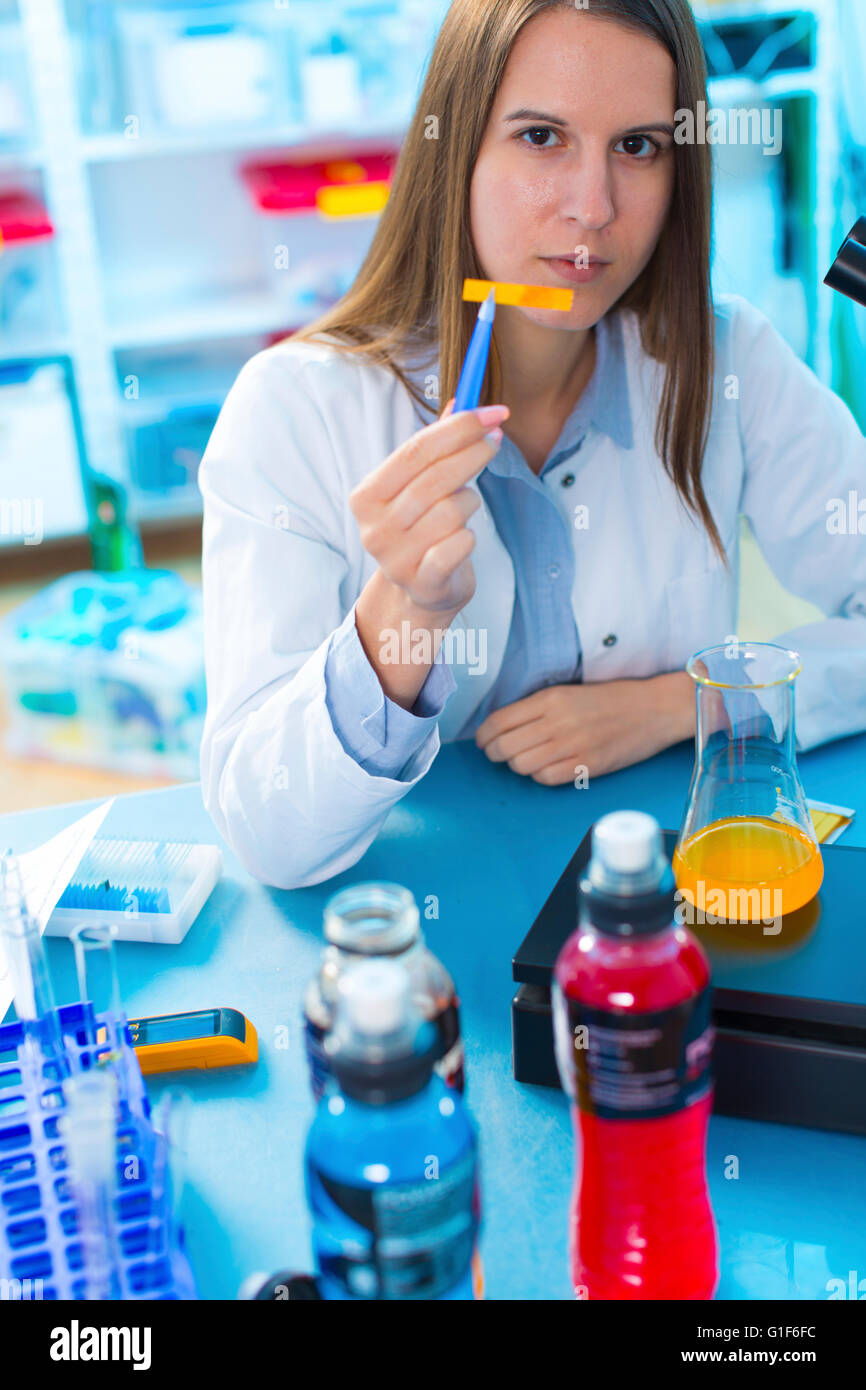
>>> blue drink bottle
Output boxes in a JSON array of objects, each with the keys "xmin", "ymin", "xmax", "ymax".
[{"xmin": 305, "ymin": 958, "xmax": 482, "ymax": 1300}]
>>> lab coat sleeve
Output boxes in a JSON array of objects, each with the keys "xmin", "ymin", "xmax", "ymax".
[
  {"xmin": 198, "ymin": 349, "xmax": 448, "ymax": 889},
  {"xmin": 734, "ymin": 296, "xmax": 866, "ymax": 751},
  {"xmin": 325, "ymin": 603, "xmax": 457, "ymax": 778}
]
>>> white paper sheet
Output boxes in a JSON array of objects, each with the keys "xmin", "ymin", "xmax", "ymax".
[{"xmin": 0, "ymin": 799, "xmax": 115, "ymax": 1022}]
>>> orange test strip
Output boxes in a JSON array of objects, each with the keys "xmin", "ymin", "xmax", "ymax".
[{"xmin": 462, "ymin": 278, "xmax": 574, "ymax": 311}]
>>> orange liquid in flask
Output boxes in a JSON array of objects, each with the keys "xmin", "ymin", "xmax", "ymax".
[{"xmin": 672, "ymin": 816, "xmax": 823, "ymax": 921}]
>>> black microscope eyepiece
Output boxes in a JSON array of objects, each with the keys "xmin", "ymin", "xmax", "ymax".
[{"xmin": 825, "ymin": 217, "xmax": 866, "ymax": 307}]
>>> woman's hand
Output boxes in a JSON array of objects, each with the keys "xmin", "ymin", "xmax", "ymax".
[
  {"xmin": 474, "ymin": 673, "xmax": 696, "ymax": 784},
  {"xmin": 349, "ymin": 398, "xmax": 510, "ymax": 614}
]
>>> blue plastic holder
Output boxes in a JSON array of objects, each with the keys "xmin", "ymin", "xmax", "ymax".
[{"xmin": 0, "ymin": 1001, "xmax": 197, "ymax": 1300}]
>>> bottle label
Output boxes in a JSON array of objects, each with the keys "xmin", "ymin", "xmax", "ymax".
[
  {"xmin": 304, "ymin": 1015, "xmax": 331, "ymax": 1103},
  {"xmin": 309, "ymin": 1149, "xmax": 479, "ymax": 1300},
  {"xmin": 435, "ymin": 1038, "xmax": 465, "ymax": 1093},
  {"xmin": 434, "ymin": 999, "xmax": 465, "ymax": 1092},
  {"xmin": 553, "ymin": 984, "xmax": 714, "ymax": 1120}
]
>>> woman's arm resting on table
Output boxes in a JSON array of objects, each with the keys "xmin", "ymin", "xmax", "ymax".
[{"xmin": 474, "ymin": 671, "xmax": 696, "ymax": 785}]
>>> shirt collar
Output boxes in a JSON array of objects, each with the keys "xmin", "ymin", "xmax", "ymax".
[{"xmin": 580, "ymin": 309, "xmax": 634, "ymax": 452}]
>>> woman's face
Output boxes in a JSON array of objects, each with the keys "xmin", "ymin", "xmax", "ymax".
[{"xmin": 469, "ymin": 7, "xmax": 678, "ymax": 333}]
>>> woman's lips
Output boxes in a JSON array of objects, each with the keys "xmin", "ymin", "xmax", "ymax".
[{"xmin": 541, "ymin": 256, "xmax": 610, "ymax": 284}]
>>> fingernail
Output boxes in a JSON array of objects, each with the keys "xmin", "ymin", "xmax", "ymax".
[
  {"xmin": 485, "ymin": 428, "xmax": 503, "ymax": 447},
  {"xmin": 477, "ymin": 404, "xmax": 509, "ymax": 425}
]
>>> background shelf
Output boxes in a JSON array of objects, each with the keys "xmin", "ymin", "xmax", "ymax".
[{"xmin": 0, "ymin": 0, "xmax": 862, "ymax": 547}]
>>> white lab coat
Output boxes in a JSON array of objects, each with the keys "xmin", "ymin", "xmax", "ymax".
[{"xmin": 198, "ymin": 293, "xmax": 866, "ymax": 889}]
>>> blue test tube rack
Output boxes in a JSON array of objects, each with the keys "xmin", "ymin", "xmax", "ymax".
[{"xmin": 0, "ymin": 1000, "xmax": 197, "ymax": 1300}]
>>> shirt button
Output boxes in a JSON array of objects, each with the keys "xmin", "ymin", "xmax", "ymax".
[
  {"xmin": 602, "ymin": 633, "xmax": 617, "ymax": 647},
  {"xmin": 561, "ymin": 473, "xmax": 575, "ymax": 487},
  {"xmin": 548, "ymin": 564, "xmax": 561, "ymax": 580}
]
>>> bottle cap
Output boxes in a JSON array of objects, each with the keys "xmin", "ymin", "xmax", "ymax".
[
  {"xmin": 592, "ymin": 810, "xmax": 660, "ymax": 875},
  {"xmin": 342, "ymin": 958, "xmax": 409, "ymax": 1034},
  {"xmin": 326, "ymin": 958, "xmax": 437, "ymax": 1103},
  {"xmin": 581, "ymin": 811, "xmax": 676, "ymax": 936}
]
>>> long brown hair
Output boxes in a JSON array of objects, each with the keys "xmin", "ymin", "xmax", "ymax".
[{"xmin": 289, "ymin": 0, "xmax": 723, "ymax": 561}]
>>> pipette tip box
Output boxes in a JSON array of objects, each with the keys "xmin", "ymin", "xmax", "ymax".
[{"xmin": 45, "ymin": 837, "xmax": 222, "ymax": 945}]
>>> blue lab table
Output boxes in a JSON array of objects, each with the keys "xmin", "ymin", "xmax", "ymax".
[{"xmin": 2, "ymin": 732, "xmax": 866, "ymax": 1301}]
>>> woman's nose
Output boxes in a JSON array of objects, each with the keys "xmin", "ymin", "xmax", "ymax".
[{"xmin": 556, "ymin": 155, "xmax": 615, "ymax": 232}]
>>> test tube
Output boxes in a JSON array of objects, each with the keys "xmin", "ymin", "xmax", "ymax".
[
  {"xmin": 153, "ymin": 1086, "xmax": 191, "ymax": 1217},
  {"xmin": 61, "ymin": 1069, "xmax": 122, "ymax": 1299},
  {"xmin": 71, "ymin": 920, "xmax": 123, "ymax": 1054},
  {"xmin": 0, "ymin": 851, "xmax": 67, "ymax": 1078},
  {"xmin": 148, "ymin": 1087, "xmax": 192, "ymax": 1277},
  {"xmin": 70, "ymin": 919, "xmax": 146, "ymax": 1124}
]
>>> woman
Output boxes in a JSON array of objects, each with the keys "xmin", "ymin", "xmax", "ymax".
[{"xmin": 198, "ymin": 0, "xmax": 866, "ymax": 889}]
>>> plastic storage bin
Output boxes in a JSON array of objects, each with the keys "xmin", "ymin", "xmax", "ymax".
[
  {"xmin": 0, "ymin": 18, "xmax": 32, "ymax": 149},
  {"xmin": 288, "ymin": 0, "xmax": 450, "ymax": 129},
  {"xmin": 0, "ymin": 569, "xmax": 206, "ymax": 778},
  {"xmin": 0, "ymin": 190, "xmax": 60, "ymax": 338},
  {"xmin": 0, "ymin": 361, "xmax": 89, "ymax": 548},
  {"xmin": 240, "ymin": 151, "xmax": 395, "ymax": 318},
  {"xmin": 126, "ymin": 403, "xmax": 218, "ymax": 516},
  {"xmin": 114, "ymin": 2, "xmax": 291, "ymax": 135},
  {"xmin": 119, "ymin": 350, "xmax": 241, "ymax": 520},
  {"xmin": 241, "ymin": 152, "xmax": 395, "ymax": 214}
]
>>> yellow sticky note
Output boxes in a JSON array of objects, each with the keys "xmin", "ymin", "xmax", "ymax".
[
  {"xmin": 316, "ymin": 181, "xmax": 390, "ymax": 219},
  {"xmin": 462, "ymin": 278, "xmax": 574, "ymax": 311},
  {"xmin": 810, "ymin": 809, "xmax": 851, "ymax": 844},
  {"xmin": 805, "ymin": 798, "xmax": 855, "ymax": 844}
]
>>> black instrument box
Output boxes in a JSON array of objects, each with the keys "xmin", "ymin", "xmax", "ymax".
[{"xmin": 512, "ymin": 828, "xmax": 866, "ymax": 1135}]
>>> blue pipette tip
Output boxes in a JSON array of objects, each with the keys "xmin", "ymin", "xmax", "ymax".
[{"xmin": 454, "ymin": 288, "xmax": 497, "ymax": 414}]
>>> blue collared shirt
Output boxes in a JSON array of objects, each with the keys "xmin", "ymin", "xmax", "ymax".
[{"xmin": 324, "ymin": 310, "xmax": 634, "ymax": 778}]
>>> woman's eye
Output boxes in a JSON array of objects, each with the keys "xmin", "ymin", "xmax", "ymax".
[
  {"xmin": 518, "ymin": 126, "xmax": 562, "ymax": 149},
  {"xmin": 615, "ymin": 134, "xmax": 660, "ymax": 159}
]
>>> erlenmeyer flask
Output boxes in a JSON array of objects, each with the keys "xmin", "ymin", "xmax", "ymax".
[{"xmin": 672, "ymin": 642, "xmax": 823, "ymax": 923}]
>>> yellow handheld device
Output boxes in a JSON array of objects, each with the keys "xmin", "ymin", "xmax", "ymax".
[{"xmin": 128, "ymin": 1007, "xmax": 258, "ymax": 1075}]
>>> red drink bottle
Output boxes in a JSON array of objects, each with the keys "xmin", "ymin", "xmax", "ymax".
[{"xmin": 553, "ymin": 811, "xmax": 718, "ymax": 1300}]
